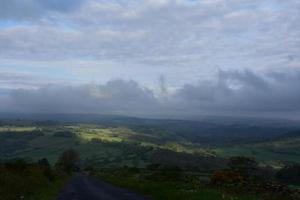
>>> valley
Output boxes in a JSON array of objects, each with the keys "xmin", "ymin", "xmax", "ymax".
[{"xmin": 1, "ymin": 115, "xmax": 300, "ymax": 200}]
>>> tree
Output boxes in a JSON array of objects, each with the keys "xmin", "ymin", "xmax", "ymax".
[
  {"xmin": 38, "ymin": 158, "xmax": 55, "ymax": 181},
  {"xmin": 228, "ymin": 156, "xmax": 259, "ymax": 180},
  {"xmin": 55, "ymin": 149, "xmax": 79, "ymax": 173}
]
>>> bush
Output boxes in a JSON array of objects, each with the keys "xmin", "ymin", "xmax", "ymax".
[
  {"xmin": 228, "ymin": 156, "xmax": 259, "ymax": 181},
  {"xmin": 210, "ymin": 170, "xmax": 245, "ymax": 186},
  {"xmin": 55, "ymin": 149, "xmax": 80, "ymax": 173},
  {"xmin": 276, "ymin": 164, "xmax": 300, "ymax": 185},
  {"xmin": 38, "ymin": 158, "xmax": 50, "ymax": 167},
  {"xmin": 148, "ymin": 165, "xmax": 184, "ymax": 181},
  {"xmin": 52, "ymin": 131, "xmax": 75, "ymax": 138},
  {"xmin": 210, "ymin": 157, "xmax": 270, "ymax": 187}
]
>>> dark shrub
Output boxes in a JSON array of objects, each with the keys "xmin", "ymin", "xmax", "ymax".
[
  {"xmin": 55, "ymin": 149, "xmax": 80, "ymax": 173},
  {"xmin": 276, "ymin": 164, "xmax": 300, "ymax": 185},
  {"xmin": 38, "ymin": 158, "xmax": 55, "ymax": 181},
  {"xmin": 149, "ymin": 165, "xmax": 183, "ymax": 181},
  {"xmin": 38, "ymin": 158, "xmax": 50, "ymax": 168},
  {"xmin": 53, "ymin": 131, "xmax": 75, "ymax": 138},
  {"xmin": 4, "ymin": 159, "xmax": 28, "ymax": 173},
  {"xmin": 210, "ymin": 169, "xmax": 245, "ymax": 186},
  {"xmin": 228, "ymin": 156, "xmax": 259, "ymax": 181},
  {"xmin": 146, "ymin": 163, "xmax": 161, "ymax": 171}
]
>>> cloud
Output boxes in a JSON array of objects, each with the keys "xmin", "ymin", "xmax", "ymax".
[
  {"xmin": 174, "ymin": 69, "xmax": 300, "ymax": 114},
  {"xmin": 0, "ymin": 0, "xmax": 299, "ymax": 120},
  {"xmin": 3, "ymin": 79, "xmax": 157, "ymax": 115},
  {"xmin": 0, "ymin": 0, "xmax": 299, "ymax": 71},
  {"xmin": 0, "ymin": 71, "xmax": 68, "ymax": 89},
  {"xmin": 0, "ymin": 0, "xmax": 84, "ymax": 20},
  {"xmin": 1, "ymin": 69, "xmax": 300, "ymax": 119}
]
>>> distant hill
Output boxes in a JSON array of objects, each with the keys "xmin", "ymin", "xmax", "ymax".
[{"xmin": 1, "ymin": 113, "xmax": 300, "ymax": 147}]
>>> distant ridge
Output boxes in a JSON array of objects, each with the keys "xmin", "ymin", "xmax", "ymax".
[{"xmin": 0, "ymin": 113, "xmax": 300, "ymax": 128}]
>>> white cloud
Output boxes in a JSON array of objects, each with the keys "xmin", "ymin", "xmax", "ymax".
[{"xmin": 0, "ymin": 0, "xmax": 298, "ymax": 71}]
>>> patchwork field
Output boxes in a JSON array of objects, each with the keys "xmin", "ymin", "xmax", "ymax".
[
  {"xmin": 1, "ymin": 117, "xmax": 300, "ymax": 200},
  {"xmin": 1, "ymin": 121, "xmax": 299, "ymax": 168}
]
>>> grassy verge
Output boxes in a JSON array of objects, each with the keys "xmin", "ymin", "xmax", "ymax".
[
  {"xmin": 0, "ymin": 160, "xmax": 72, "ymax": 200},
  {"xmin": 26, "ymin": 175, "xmax": 71, "ymax": 200},
  {"xmin": 98, "ymin": 172, "xmax": 263, "ymax": 200}
]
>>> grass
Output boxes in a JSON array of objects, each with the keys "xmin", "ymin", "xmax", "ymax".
[
  {"xmin": 215, "ymin": 138, "xmax": 300, "ymax": 165},
  {"xmin": 1, "ymin": 127, "xmax": 153, "ymax": 167},
  {"xmin": 1, "ymin": 124, "xmax": 299, "ymax": 168},
  {"xmin": 100, "ymin": 173, "xmax": 263, "ymax": 200},
  {"xmin": 0, "ymin": 127, "xmax": 37, "ymax": 132},
  {"xmin": 26, "ymin": 176, "xmax": 71, "ymax": 200},
  {"xmin": 0, "ymin": 160, "xmax": 72, "ymax": 200},
  {"xmin": 1, "ymin": 123, "xmax": 299, "ymax": 200},
  {"xmin": 9, "ymin": 135, "xmax": 78, "ymax": 163}
]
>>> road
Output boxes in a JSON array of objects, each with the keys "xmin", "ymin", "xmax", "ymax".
[{"xmin": 56, "ymin": 174, "xmax": 152, "ymax": 200}]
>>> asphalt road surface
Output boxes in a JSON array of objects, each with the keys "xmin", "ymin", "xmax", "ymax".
[{"xmin": 56, "ymin": 174, "xmax": 152, "ymax": 200}]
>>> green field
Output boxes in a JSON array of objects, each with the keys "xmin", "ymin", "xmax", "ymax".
[
  {"xmin": 97, "ymin": 169, "xmax": 273, "ymax": 200},
  {"xmin": 1, "ymin": 118, "xmax": 300, "ymax": 200},
  {"xmin": 1, "ymin": 124, "xmax": 299, "ymax": 167},
  {"xmin": 215, "ymin": 138, "xmax": 300, "ymax": 166}
]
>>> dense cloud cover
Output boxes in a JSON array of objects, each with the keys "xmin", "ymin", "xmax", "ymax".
[
  {"xmin": 0, "ymin": 0, "xmax": 299, "ymax": 119},
  {"xmin": 1, "ymin": 69, "xmax": 300, "ymax": 119},
  {"xmin": 0, "ymin": 0, "xmax": 299, "ymax": 69}
]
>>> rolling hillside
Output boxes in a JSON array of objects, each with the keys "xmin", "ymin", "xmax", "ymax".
[{"xmin": 1, "ymin": 116, "xmax": 299, "ymax": 167}]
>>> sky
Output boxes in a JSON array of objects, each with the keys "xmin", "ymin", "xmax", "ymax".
[{"xmin": 0, "ymin": 0, "xmax": 299, "ymax": 119}]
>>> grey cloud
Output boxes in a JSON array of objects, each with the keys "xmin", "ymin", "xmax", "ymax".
[
  {"xmin": 174, "ymin": 69, "xmax": 300, "ymax": 113},
  {"xmin": 1, "ymin": 69, "xmax": 300, "ymax": 119},
  {"xmin": 5, "ymin": 79, "xmax": 157, "ymax": 115},
  {"xmin": 0, "ymin": 0, "xmax": 299, "ymax": 120}
]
